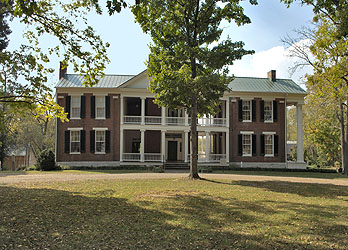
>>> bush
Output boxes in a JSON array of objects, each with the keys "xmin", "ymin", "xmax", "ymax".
[
  {"xmin": 152, "ymin": 166, "xmax": 164, "ymax": 173},
  {"xmin": 26, "ymin": 165, "xmax": 37, "ymax": 171},
  {"xmin": 36, "ymin": 150, "xmax": 59, "ymax": 171}
]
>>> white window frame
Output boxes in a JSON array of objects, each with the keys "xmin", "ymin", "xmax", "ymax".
[
  {"xmin": 241, "ymin": 131, "xmax": 253, "ymax": 157},
  {"xmin": 95, "ymin": 96, "xmax": 106, "ymax": 119},
  {"xmin": 94, "ymin": 128, "xmax": 108, "ymax": 154},
  {"xmin": 69, "ymin": 128, "xmax": 81, "ymax": 154},
  {"xmin": 70, "ymin": 96, "xmax": 81, "ymax": 119},
  {"xmin": 242, "ymin": 100, "xmax": 252, "ymax": 122},
  {"xmin": 263, "ymin": 132, "xmax": 276, "ymax": 157},
  {"xmin": 264, "ymin": 100, "xmax": 273, "ymax": 123}
]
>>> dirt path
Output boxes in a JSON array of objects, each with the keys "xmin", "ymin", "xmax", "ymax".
[{"xmin": 1, "ymin": 172, "xmax": 348, "ymax": 186}]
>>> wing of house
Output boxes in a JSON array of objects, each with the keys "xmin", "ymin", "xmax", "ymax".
[{"xmin": 55, "ymin": 68, "xmax": 306, "ymax": 169}]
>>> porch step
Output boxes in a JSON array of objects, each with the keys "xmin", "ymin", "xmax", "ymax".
[{"xmin": 164, "ymin": 162, "xmax": 189, "ymax": 170}]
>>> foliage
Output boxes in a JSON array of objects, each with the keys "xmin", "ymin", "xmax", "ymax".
[
  {"xmin": 132, "ymin": 0, "xmax": 256, "ymax": 178},
  {"xmin": 1, "ymin": 176, "xmax": 348, "ymax": 249},
  {"xmin": 36, "ymin": 149, "xmax": 57, "ymax": 171}
]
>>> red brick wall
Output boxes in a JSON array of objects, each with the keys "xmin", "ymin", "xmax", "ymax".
[
  {"xmin": 229, "ymin": 97, "xmax": 286, "ymax": 163},
  {"xmin": 56, "ymin": 93, "xmax": 120, "ymax": 162}
]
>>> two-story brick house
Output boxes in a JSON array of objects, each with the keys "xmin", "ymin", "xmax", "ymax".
[{"xmin": 55, "ymin": 68, "xmax": 306, "ymax": 169}]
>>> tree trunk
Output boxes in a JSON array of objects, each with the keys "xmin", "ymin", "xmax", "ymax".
[
  {"xmin": 339, "ymin": 103, "xmax": 348, "ymax": 175},
  {"xmin": 189, "ymin": 97, "xmax": 200, "ymax": 179}
]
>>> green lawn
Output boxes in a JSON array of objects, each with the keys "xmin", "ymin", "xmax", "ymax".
[{"xmin": 1, "ymin": 175, "xmax": 348, "ymax": 249}]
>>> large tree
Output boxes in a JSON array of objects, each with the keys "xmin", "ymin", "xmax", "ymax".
[{"xmin": 132, "ymin": 0, "xmax": 256, "ymax": 178}]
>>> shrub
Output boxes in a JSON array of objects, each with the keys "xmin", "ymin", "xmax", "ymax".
[
  {"xmin": 152, "ymin": 166, "xmax": 164, "ymax": 173},
  {"xmin": 36, "ymin": 150, "xmax": 59, "ymax": 171},
  {"xmin": 26, "ymin": 165, "xmax": 37, "ymax": 171}
]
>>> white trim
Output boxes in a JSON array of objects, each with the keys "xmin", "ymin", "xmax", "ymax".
[
  {"xmin": 263, "ymin": 100, "xmax": 273, "ymax": 123},
  {"xmin": 93, "ymin": 128, "xmax": 108, "ymax": 131},
  {"xmin": 242, "ymin": 133, "xmax": 252, "ymax": 157},
  {"xmin": 242, "ymin": 100, "xmax": 252, "ymax": 122},
  {"xmin": 262, "ymin": 131, "xmax": 276, "ymax": 135},
  {"xmin": 68, "ymin": 127, "xmax": 83, "ymax": 131},
  {"xmin": 240, "ymin": 131, "xmax": 254, "ymax": 135},
  {"xmin": 58, "ymin": 96, "xmax": 64, "ymax": 99},
  {"xmin": 69, "ymin": 152, "xmax": 81, "ymax": 155}
]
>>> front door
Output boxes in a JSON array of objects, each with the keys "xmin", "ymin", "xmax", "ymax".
[{"xmin": 168, "ymin": 141, "xmax": 178, "ymax": 161}]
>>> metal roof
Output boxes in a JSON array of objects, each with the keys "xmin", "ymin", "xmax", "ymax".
[
  {"xmin": 229, "ymin": 77, "xmax": 306, "ymax": 95},
  {"xmin": 56, "ymin": 73, "xmax": 306, "ymax": 95},
  {"xmin": 56, "ymin": 74, "xmax": 135, "ymax": 88}
]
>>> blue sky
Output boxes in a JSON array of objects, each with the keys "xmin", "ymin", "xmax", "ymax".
[{"xmin": 8, "ymin": 1, "xmax": 314, "ymax": 87}]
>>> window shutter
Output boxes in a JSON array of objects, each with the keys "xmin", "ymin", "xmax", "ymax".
[
  {"xmin": 65, "ymin": 96, "xmax": 71, "ymax": 119},
  {"xmin": 252, "ymin": 100, "xmax": 256, "ymax": 122},
  {"xmin": 260, "ymin": 100, "xmax": 264, "ymax": 122},
  {"xmin": 90, "ymin": 130, "xmax": 95, "ymax": 153},
  {"xmin": 252, "ymin": 134, "xmax": 256, "ymax": 156},
  {"xmin": 105, "ymin": 96, "xmax": 110, "ymax": 118},
  {"xmin": 80, "ymin": 96, "xmax": 86, "ymax": 119},
  {"xmin": 64, "ymin": 130, "xmax": 70, "ymax": 153},
  {"xmin": 273, "ymin": 100, "xmax": 278, "ymax": 122},
  {"xmin": 80, "ymin": 130, "xmax": 86, "ymax": 153},
  {"xmin": 91, "ymin": 96, "xmax": 96, "ymax": 119},
  {"xmin": 274, "ymin": 134, "xmax": 279, "ymax": 156},
  {"xmin": 106, "ymin": 130, "xmax": 111, "ymax": 153},
  {"xmin": 238, "ymin": 134, "xmax": 242, "ymax": 156},
  {"xmin": 238, "ymin": 100, "xmax": 243, "ymax": 122},
  {"xmin": 260, "ymin": 134, "xmax": 265, "ymax": 156}
]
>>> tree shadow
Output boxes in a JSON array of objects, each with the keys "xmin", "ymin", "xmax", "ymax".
[{"xmin": 0, "ymin": 184, "xmax": 347, "ymax": 249}]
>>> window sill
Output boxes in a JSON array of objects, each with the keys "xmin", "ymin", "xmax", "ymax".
[
  {"xmin": 242, "ymin": 120, "xmax": 252, "ymax": 123},
  {"xmin": 95, "ymin": 117, "xmax": 106, "ymax": 120},
  {"xmin": 70, "ymin": 152, "xmax": 81, "ymax": 155},
  {"xmin": 264, "ymin": 120, "xmax": 273, "ymax": 123},
  {"xmin": 95, "ymin": 152, "xmax": 106, "ymax": 155},
  {"xmin": 242, "ymin": 154, "xmax": 252, "ymax": 157},
  {"xmin": 265, "ymin": 154, "xmax": 274, "ymax": 157},
  {"xmin": 70, "ymin": 117, "xmax": 81, "ymax": 120}
]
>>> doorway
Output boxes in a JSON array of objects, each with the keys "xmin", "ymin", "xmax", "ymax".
[{"xmin": 168, "ymin": 141, "xmax": 178, "ymax": 161}]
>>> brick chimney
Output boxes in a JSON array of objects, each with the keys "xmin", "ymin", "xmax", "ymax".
[
  {"xmin": 59, "ymin": 61, "xmax": 67, "ymax": 79},
  {"xmin": 267, "ymin": 70, "xmax": 276, "ymax": 82}
]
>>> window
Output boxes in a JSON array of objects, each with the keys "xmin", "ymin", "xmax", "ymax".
[
  {"xmin": 71, "ymin": 96, "xmax": 81, "ymax": 118},
  {"xmin": 70, "ymin": 130, "xmax": 80, "ymax": 153},
  {"xmin": 96, "ymin": 130, "xmax": 106, "ymax": 153},
  {"xmin": 264, "ymin": 101, "xmax": 273, "ymax": 122},
  {"xmin": 242, "ymin": 100, "xmax": 251, "ymax": 121},
  {"xmin": 96, "ymin": 96, "xmax": 105, "ymax": 119},
  {"xmin": 242, "ymin": 134, "xmax": 252, "ymax": 156},
  {"xmin": 264, "ymin": 134, "xmax": 274, "ymax": 156}
]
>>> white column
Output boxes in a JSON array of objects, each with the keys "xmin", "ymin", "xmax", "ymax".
[
  {"xmin": 120, "ymin": 96, "xmax": 124, "ymax": 124},
  {"xmin": 185, "ymin": 110, "xmax": 189, "ymax": 126},
  {"xmin": 296, "ymin": 104, "xmax": 304, "ymax": 162},
  {"xmin": 161, "ymin": 107, "xmax": 166, "ymax": 125},
  {"xmin": 226, "ymin": 99, "xmax": 229, "ymax": 127},
  {"xmin": 205, "ymin": 131, "xmax": 210, "ymax": 162},
  {"xmin": 184, "ymin": 130, "xmax": 189, "ymax": 163},
  {"xmin": 141, "ymin": 97, "xmax": 145, "ymax": 125},
  {"xmin": 226, "ymin": 131, "xmax": 229, "ymax": 163},
  {"xmin": 140, "ymin": 129, "xmax": 145, "ymax": 162},
  {"xmin": 161, "ymin": 130, "xmax": 166, "ymax": 162},
  {"xmin": 120, "ymin": 129, "xmax": 123, "ymax": 161}
]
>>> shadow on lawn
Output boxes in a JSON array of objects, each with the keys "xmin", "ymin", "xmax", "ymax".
[{"xmin": 1, "ymin": 185, "xmax": 347, "ymax": 249}]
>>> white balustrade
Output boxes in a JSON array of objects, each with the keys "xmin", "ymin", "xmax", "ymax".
[
  {"xmin": 187, "ymin": 153, "xmax": 226, "ymax": 162},
  {"xmin": 123, "ymin": 153, "xmax": 141, "ymax": 161},
  {"xmin": 145, "ymin": 116, "xmax": 162, "ymax": 125},
  {"xmin": 123, "ymin": 116, "xmax": 142, "ymax": 124},
  {"xmin": 166, "ymin": 117, "xmax": 185, "ymax": 126},
  {"xmin": 144, "ymin": 153, "xmax": 161, "ymax": 162}
]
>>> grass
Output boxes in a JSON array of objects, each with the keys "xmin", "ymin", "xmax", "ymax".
[{"xmin": 1, "ymin": 173, "xmax": 348, "ymax": 249}]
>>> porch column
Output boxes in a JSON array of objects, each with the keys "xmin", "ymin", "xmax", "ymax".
[
  {"xmin": 141, "ymin": 97, "xmax": 146, "ymax": 125},
  {"xmin": 161, "ymin": 107, "xmax": 166, "ymax": 125},
  {"xmin": 184, "ymin": 130, "xmax": 189, "ymax": 163},
  {"xmin": 205, "ymin": 131, "xmax": 210, "ymax": 162},
  {"xmin": 296, "ymin": 104, "xmax": 304, "ymax": 162},
  {"xmin": 120, "ymin": 129, "xmax": 123, "ymax": 161},
  {"xmin": 140, "ymin": 129, "xmax": 145, "ymax": 162},
  {"xmin": 120, "ymin": 96, "xmax": 124, "ymax": 124},
  {"xmin": 226, "ymin": 99, "xmax": 230, "ymax": 127},
  {"xmin": 185, "ymin": 110, "xmax": 189, "ymax": 126},
  {"xmin": 226, "ymin": 131, "xmax": 230, "ymax": 163},
  {"xmin": 161, "ymin": 130, "xmax": 166, "ymax": 162}
]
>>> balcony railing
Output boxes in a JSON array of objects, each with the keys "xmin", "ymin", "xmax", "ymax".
[
  {"xmin": 189, "ymin": 117, "xmax": 226, "ymax": 127},
  {"xmin": 144, "ymin": 153, "xmax": 161, "ymax": 162},
  {"xmin": 124, "ymin": 116, "xmax": 141, "ymax": 124},
  {"xmin": 145, "ymin": 116, "xmax": 162, "ymax": 125},
  {"xmin": 123, "ymin": 153, "xmax": 141, "ymax": 161},
  {"xmin": 166, "ymin": 117, "xmax": 185, "ymax": 126},
  {"xmin": 187, "ymin": 153, "xmax": 226, "ymax": 162}
]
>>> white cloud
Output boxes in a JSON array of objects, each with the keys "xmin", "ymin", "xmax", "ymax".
[{"xmin": 229, "ymin": 40, "xmax": 312, "ymax": 87}]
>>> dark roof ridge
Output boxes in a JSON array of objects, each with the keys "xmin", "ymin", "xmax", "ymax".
[{"xmin": 233, "ymin": 76, "xmax": 293, "ymax": 81}]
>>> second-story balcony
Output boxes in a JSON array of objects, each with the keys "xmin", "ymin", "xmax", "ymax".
[{"xmin": 121, "ymin": 97, "xmax": 229, "ymax": 127}]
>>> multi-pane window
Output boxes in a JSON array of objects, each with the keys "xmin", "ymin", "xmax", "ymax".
[
  {"xmin": 242, "ymin": 100, "xmax": 251, "ymax": 121},
  {"xmin": 265, "ymin": 134, "xmax": 273, "ymax": 156},
  {"xmin": 242, "ymin": 134, "xmax": 252, "ymax": 156},
  {"xmin": 96, "ymin": 130, "xmax": 106, "ymax": 153},
  {"xmin": 264, "ymin": 101, "xmax": 273, "ymax": 122},
  {"xmin": 71, "ymin": 96, "xmax": 81, "ymax": 118},
  {"xmin": 96, "ymin": 96, "xmax": 105, "ymax": 119},
  {"xmin": 70, "ymin": 130, "xmax": 80, "ymax": 153}
]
